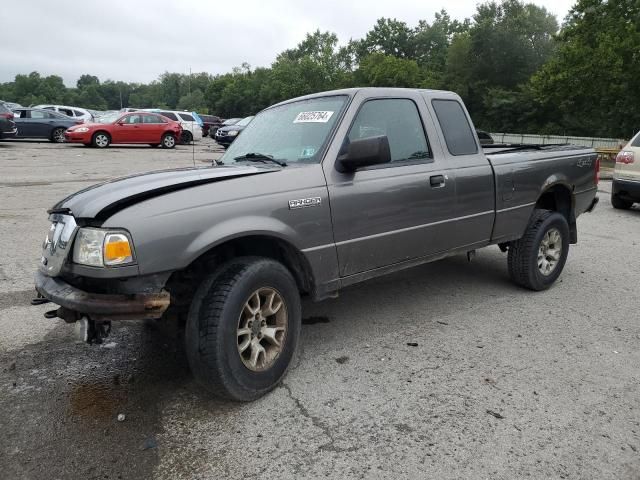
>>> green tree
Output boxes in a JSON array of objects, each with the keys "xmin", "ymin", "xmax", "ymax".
[
  {"xmin": 356, "ymin": 18, "xmax": 415, "ymax": 59},
  {"xmin": 77, "ymin": 74, "xmax": 100, "ymax": 90},
  {"xmin": 355, "ymin": 53, "xmax": 422, "ymax": 87},
  {"xmin": 531, "ymin": 0, "xmax": 640, "ymax": 137},
  {"xmin": 177, "ymin": 89, "xmax": 206, "ymax": 111}
]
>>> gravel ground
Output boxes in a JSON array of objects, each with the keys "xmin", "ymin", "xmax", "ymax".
[{"xmin": 0, "ymin": 139, "xmax": 638, "ymax": 480}]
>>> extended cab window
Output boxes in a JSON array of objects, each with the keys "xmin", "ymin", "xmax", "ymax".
[
  {"xmin": 347, "ymin": 99, "xmax": 430, "ymax": 163},
  {"xmin": 431, "ymin": 99, "xmax": 478, "ymax": 156},
  {"xmin": 178, "ymin": 113, "xmax": 195, "ymax": 122}
]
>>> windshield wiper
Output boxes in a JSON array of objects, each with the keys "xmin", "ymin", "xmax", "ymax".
[{"xmin": 234, "ymin": 152, "xmax": 287, "ymax": 167}]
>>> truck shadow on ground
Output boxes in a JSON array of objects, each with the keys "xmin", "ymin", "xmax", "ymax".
[{"xmin": 0, "ymin": 252, "xmax": 511, "ymax": 479}]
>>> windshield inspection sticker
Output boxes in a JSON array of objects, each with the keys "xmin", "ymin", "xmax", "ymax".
[
  {"xmin": 294, "ymin": 111, "xmax": 334, "ymax": 123},
  {"xmin": 301, "ymin": 147, "xmax": 316, "ymax": 157}
]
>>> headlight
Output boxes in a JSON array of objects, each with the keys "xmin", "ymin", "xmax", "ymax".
[
  {"xmin": 74, "ymin": 127, "xmax": 90, "ymax": 133},
  {"xmin": 227, "ymin": 130, "xmax": 239, "ymax": 137},
  {"xmin": 72, "ymin": 228, "xmax": 134, "ymax": 267}
]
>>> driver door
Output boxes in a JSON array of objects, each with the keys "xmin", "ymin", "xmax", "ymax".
[{"xmin": 324, "ymin": 92, "xmax": 457, "ymax": 277}]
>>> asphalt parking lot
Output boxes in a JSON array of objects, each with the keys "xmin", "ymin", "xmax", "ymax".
[{"xmin": 0, "ymin": 139, "xmax": 639, "ymax": 480}]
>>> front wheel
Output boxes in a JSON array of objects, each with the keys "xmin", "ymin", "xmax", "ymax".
[
  {"xmin": 161, "ymin": 133, "xmax": 176, "ymax": 149},
  {"xmin": 508, "ymin": 209, "xmax": 570, "ymax": 291},
  {"xmin": 185, "ymin": 257, "xmax": 301, "ymax": 401},
  {"xmin": 92, "ymin": 132, "xmax": 110, "ymax": 148},
  {"xmin": 50, "ymin": 127, "xmax": 66, "ymax": 143}
]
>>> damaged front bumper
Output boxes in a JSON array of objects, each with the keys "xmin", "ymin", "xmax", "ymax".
[{"xmin": 34, "ymin": 270, "xmax": 170, "ymax": 322}]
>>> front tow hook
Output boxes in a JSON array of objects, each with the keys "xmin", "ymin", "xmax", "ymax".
[{"xmin": 75, "ymin": 317, "xmax": 112, "ymax": 344}]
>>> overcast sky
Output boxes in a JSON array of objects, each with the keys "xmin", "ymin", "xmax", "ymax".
[{"xmin": 3, "ymin": 0, "xmax": 576, "ymax": 86}]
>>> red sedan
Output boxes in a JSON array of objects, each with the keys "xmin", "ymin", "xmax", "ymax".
[{"xmin": 64, "ymin": 112, "xmax": 182, "ymax": 148}]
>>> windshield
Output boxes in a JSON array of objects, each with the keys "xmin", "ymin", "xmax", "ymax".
[
  {"xmin": 221, "ymin": 96, "xmax": 347, "ymax": 166},
  {"xmin": 97, "ymin": 112, "xmax": 121, "ymax": 123}
]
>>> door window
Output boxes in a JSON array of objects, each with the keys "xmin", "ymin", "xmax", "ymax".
[
  {"xmin": 121, "ymin": 114, "xmax": 143, "ymax": 124},
  {"xmin": 30, "ymin": 110, "xmax": 53, "ymax": 119},
  {"xmin": 143, "ymin": 114, "xmax": 165, "ymax": 124},
  {"xmin": 346, "ymin": 99, "xmax": 430, "ymax": 163},
  {"xmin": 178, "ymin": 113, "xmax": 195, "ymax": 122},
  {"xmin": 160, "ymin": 111, "xmax": 178, "ymax": 121}
]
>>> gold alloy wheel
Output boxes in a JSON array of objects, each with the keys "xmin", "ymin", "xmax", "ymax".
[
  {"xmin": 237, "ymin": 287, "xmax": 287, "ymax": 371},
  {"xmin": 537, "ymin": 227, "xmax": 562, "ymax": 276}
]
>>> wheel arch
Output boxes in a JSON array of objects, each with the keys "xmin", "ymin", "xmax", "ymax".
[
  {"xmin": 92, "ymin": 130, "xmax": 111, "ymax": 140},
  {"xmin": 535, "ymin": 182, "xmax": 577, "ymax": 243},
  {"xmin": 164, "ymin": 233, "xmax": 316, "ymax": 318}
]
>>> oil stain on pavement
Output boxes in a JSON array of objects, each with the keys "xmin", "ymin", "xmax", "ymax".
[{"xmin": 0, "ymin": 321, "xmax": 196, "ymax": 480}]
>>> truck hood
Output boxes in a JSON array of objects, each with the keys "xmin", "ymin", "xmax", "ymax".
[{"xmin": 50, "ymin": 165, "xmax": 280, "ymax": 221}]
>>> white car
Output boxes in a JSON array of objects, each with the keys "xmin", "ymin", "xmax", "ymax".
[
  {"xmin": 612, "ymin": 131, "xmax": 640, "ymax": 209},
  {"xmin": 143, "ymin": 109, "xmax": 203, "ymax": 143},
  {"xmin": 33, "ymin": 104, "xmax": 93, "ymax": 122}
]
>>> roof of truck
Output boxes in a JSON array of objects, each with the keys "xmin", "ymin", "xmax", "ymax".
[{"xmin": 270, "ymin": 87, "xmax": 460, "ymax": 110}]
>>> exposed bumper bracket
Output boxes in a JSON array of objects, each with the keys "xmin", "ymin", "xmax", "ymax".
[{"xmin": 34, "ymin": 270, "xmax": 170, "ymax": 321}]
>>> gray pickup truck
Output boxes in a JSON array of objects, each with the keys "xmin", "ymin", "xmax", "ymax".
[{"xmin": 34, "ymin": 88, "xmax": 599, "ymax": 401}]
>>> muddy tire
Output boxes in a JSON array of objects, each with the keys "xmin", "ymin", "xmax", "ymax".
[
  {"xmin": 611, "ymin": 193, "xmax": 633, "ymax": 210},
  {"xmin": 508, "ymin": 209, "xmax": 569, "ymax": 291},
  {"xmin": 185, "ymin": 257, "xmax": 301, "ymax": 401}
]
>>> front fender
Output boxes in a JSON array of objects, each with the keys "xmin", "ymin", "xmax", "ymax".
[{"xmin": 183, "ymin": 215, "xmax": 302, "ymax": 266}]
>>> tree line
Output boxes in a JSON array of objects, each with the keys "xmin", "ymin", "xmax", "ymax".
[{"xmin": 0, "ymin": 0, "xmax": 637, "ymax": 138}]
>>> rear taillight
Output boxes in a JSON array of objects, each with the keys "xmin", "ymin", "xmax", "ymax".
[
  {"xmin": 0, "ymin": 112, "xmax": 12, "ymax": 120},
  {"xmin": 595, "ymin": 157, "xmax": 600, "ymax": 185},
  {"xmin": 616, "ymin": 150, "xmax": 635, "ymax": 164}
]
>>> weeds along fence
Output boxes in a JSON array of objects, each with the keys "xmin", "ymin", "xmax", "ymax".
[
  {"xmin": 489, "ymin": 132, "xmax": 629, "ymax": 168},
  {"xmin": 489, "ymin": 133, "xmax": 626, "ymax": 149}
]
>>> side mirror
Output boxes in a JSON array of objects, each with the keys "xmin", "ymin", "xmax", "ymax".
[{"xmin": 336, "ymin": 135, "xmax": 391, "ymax": 173}]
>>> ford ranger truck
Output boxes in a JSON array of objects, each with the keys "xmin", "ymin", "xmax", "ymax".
[{"xmin": 34, "ymin": 88, "xmax": 599, "ymax": 401}]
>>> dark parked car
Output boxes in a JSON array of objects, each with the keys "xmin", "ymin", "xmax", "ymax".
[
  {"xmin": 0, "ymin": 102, "xmax": 17, "ymax": 139},
  {"xmin": 210, "ymin": 117, "xmax": 240, "ymax": 138},
  {"xmin": 214, "ymin": 116, "xmax": 253, "ymax": 147},
  {"xmin": 198, "ymin": 114, "xmax": 223, "ymax": 137},
  {"xmin": 34, "ymin": 87, "xmax": 599, "ymax": 402},
  {"xmin": 12, "ymin": 108, "xmax": 82, "ymax": 142}
]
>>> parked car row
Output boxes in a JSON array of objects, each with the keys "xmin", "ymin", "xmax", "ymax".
[{"xmin": 1, "ymin": 98, "xmax": 255, "ymax": 149}]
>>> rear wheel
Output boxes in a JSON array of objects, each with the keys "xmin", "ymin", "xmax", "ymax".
[
  {"xmin": 611, "ymin": 193, "xmax": 633, "ymax": 210},
  {"xmin": 185, "ymin": 257, "xmax": 301, "ymax": 401},
  {"xmin": 161, "ymin": 133, "xmax": 177, "ymax": 149},
  {"xmin": 181, "ymin": 131, "xmax": 193, "ymax": 144},
  {"xmin": 92, "ymin": 132, "xmax": 110, "ymax": 148},
  {"xmin": 50, "ymin": 127, "xmax": 66, "ymax": 143},
  {"xmin": 508, "ymin": 209, "xmax": 570, "ymax": 291}
]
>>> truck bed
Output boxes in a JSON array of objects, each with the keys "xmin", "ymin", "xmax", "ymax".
[{"xmin": 483, "ymin": 144, "xmax": 598, "ymax": 243}]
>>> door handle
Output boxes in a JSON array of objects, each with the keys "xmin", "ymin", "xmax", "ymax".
[{"xmin": 430, "ymin": 175, "xmax": 445, "ymax": 188}]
